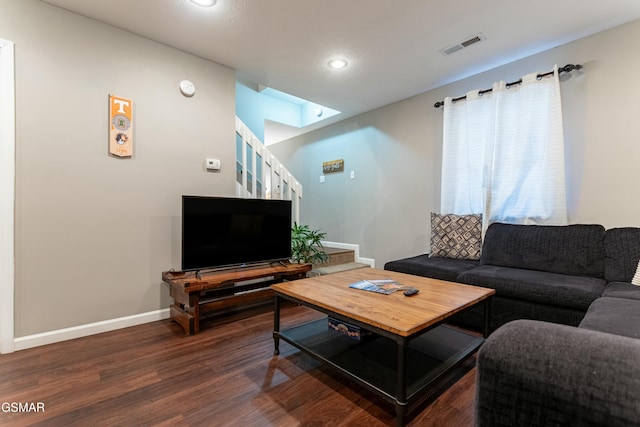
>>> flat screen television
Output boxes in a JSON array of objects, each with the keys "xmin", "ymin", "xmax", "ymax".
[{"xmin": 181, "ymin": 196, "xmax": 292, "ymax": 271}]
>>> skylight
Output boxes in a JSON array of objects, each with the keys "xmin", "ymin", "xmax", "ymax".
[{"xmin": 259, "ymin": 87, "xmax": 341, "ymax": 127}]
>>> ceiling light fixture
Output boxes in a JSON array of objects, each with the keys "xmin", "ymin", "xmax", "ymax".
[
  {"xmin": 190, "ymin": 0, "xmax": 217, "ymax": 7},
  {"xmin": 327, "ymin": 58, "xmax": 348, "ymax": 69}
]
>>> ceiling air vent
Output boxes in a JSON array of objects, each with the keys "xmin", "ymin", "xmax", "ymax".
[{"xmin": 440, "ymin": 33, "xmax": 486, "ymax": 56}]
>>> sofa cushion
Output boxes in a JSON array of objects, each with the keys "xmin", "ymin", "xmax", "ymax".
[
  {"xmin": 384, "ymin": 254, "xmax": 479, "ymax": 282},
  {"xmin": 602, "ymin": 282, "xmax": 640, "ymax": 301},
  {"xmin": 579, "ymin": 297, "xmax": 640, "ymax": 339},
  {"xmin": 480, "ymin": 223, "xmax": 605, "ymax": 278},
  {"xmin": 603, "ymin": 227, "xmax": 640, "ymax": 282},
  {"xmin": 429, "ymin": 213, "xmax": 482, "ymax": 260},
  {"xmin": 457, "ymin": 265, "xmax": 606, "ymax": 311}
]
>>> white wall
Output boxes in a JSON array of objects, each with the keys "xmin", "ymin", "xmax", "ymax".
[
  {"xmin": 270, "ymin": 19, "xmax": 640, "ymax": 268},
  {"xmin": 1, "ymin": 0, "xmax": 236, "ymax": 337}
]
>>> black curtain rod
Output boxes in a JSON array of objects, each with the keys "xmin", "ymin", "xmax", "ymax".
[{"xmin": 433, "ymin": 63, "xmax": 582, "ymax": 108}]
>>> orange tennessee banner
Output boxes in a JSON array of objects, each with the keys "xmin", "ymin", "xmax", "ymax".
[{"xmin": 109, "ymin": 94, "xmax": 133, "ymax": 157}]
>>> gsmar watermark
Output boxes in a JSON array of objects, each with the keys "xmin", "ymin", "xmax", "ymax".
[{"xmin": 1, "ymin": 402, "xmax": 45, "ymax": 413}]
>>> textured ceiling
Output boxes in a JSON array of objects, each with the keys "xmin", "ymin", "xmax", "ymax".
[{"xmin": 40, "ymin": 0, "xmax": 640, "ymax": 130}]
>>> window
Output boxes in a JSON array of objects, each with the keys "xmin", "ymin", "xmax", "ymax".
[
  {"xmin": 441, "ymin": 66, "xmax": 567, "ymax": 229},
  {"xmin": 256, "ymin": 153, "xmax": 263, "ymax": 198},
  {"xmin": 246, "ymin": 142, "xmax": 253, "ymax": 194},
  {"xmin": 235, "ymin": 132, "xmax": 243, "ymax": 184}
]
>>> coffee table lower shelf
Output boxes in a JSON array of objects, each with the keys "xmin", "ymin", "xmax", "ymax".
[{"xmin": 276, "ymin": 317, "xmax": 483, "ymax": 408}]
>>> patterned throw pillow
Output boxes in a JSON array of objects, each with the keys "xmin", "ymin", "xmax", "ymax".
[
  {"xmin": 430, "ymin": 213, "xmax": 482, "ymax": 260},
  {"xmin": 632, "ymin": 260, "xmax": 640, "ymax": 286}
]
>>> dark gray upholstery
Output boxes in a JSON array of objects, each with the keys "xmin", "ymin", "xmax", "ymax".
[
  {"xmin": 457, "ymin": 265, "xmax": 605, "ymax": 310},
  {"xmin": 579, "ymin": 297, "xmax": 640, "ymax": 339},
  {"xmin": 477, "ymin": 320, "xmax": 640, "ymax": 427},
  {"xmin": 602, "ymin": 282, "xmax": 640, "ymax": 300},
  {"xmin": 385, "ymin": 223, "xmax": 640, "ymax": 424},
  {"xmin": 383, "ymin": 254, "xmax": 479, "ymax": 282},
  {"xmin": 384, "ymin": 223, "xmax": 614, "ymax": 332},
  {"xmin": 604, "ymin": 227, "xmax": 640, "ymax": 282},
  {"xmin": 480, "ymin": 223, "xmax": 606, "ymax": 278},
  {"xmin": 451, "ymin": 295, "xmax": 587, "ymax": 332}
]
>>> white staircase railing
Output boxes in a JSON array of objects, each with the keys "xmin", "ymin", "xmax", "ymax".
[{"xmin": 235, "ymin": 117, "xmax": 302, "ymax": 223}]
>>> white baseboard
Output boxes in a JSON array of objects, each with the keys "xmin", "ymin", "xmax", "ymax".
[
  {"xmin": 12, "ymin": 308, "xmax": 170, "ymax": 352},
  {"xmin": 322, "ymin": 241, "xmax": 376, "ymax": 268}
]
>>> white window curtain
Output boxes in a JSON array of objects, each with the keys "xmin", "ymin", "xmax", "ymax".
[{"xmin": 441, "ymin": 65, "xmax": 567, "ymax": 230}]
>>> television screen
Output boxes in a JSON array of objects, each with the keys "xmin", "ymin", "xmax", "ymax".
[{"xmin": 182, "ymin": 196, "xmax": 292, "ymax": 271}]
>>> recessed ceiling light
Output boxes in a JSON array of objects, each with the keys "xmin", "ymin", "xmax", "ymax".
[
  {"xmin": 327, "ymin": 58, "xmax": 348, "ymax": 69},
  {"xmin": 190, "ymin": 0, "xmax": 217, "ymax": 6}
]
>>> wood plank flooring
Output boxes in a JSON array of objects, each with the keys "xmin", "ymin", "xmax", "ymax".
[{"xmin": 0, "ymin": 303, "xmax": 477, "ymax": 426}]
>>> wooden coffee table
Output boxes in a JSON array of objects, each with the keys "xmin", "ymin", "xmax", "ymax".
[{"xmin": 271, "ymin": 268, "xmax": 494, "ymax": 427}]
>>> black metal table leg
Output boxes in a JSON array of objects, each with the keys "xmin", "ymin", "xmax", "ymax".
[
  {"xmin": 273, "ymin": 294, "xmax": 281, "ymax": 355},
  {"xmin": 396, "ymin": 336, "xmax": 408, "ymax": 427},
  {"xmin": 483, "ymin": 297, "xmax": 492, "ymax": 338}
]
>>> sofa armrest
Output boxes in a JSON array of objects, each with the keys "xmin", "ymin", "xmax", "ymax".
[{"xmin": 476, "ymin": 320, "xmax": 640, "ymax": 427}]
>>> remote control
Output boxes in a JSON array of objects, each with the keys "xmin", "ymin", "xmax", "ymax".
[{"xmin": 403, "ymin": 288, "xmax": 419, "ymax": 296}]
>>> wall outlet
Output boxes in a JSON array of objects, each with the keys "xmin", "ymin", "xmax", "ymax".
[{"xmin": 206, "ymin": 158, "xmax": 221, "ymax": 171}]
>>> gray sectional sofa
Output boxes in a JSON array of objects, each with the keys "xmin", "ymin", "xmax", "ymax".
[
  {"xmin": 476, "ymin": 319, "xmax": 640, "ymax": 427},
  {"xmin": 384, "ymin": 222, "xmax": 640, "ymax": 426}
]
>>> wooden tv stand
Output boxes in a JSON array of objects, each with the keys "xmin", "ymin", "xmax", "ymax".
[{"xmin": 162, "ymin": 262, "xmax": 312, "ymax": 335}]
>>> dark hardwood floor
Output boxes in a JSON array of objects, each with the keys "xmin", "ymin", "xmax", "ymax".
[{"xmin": 0, "ymin": 303, "xmax": 477, "ymax": 426}]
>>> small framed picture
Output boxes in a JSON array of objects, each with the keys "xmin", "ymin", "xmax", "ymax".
[{"xmin": 323, "ymin": 159, "xmax": 344, "ymax": 174}]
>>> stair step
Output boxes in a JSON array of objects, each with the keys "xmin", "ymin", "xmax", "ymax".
[
  {"xmin": 315, "ymin": 247, "xmax": 355, "ymax": 267},
  {"xmin": 312, "ymin": 262, "xmax": 370, "ymax": 276}
]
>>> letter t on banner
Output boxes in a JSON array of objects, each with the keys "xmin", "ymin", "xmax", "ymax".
[{"xmin": 109, "ymin": 94, "xmax": 133, "ymax": 157}]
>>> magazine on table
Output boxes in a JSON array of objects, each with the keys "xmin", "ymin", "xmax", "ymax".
[{"xmin": 348, "ymin": 279, "xmax": 413, "ymax": 295}]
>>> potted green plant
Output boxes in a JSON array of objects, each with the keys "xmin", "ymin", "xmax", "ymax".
[{"xmin": 291, "ymin": 222, "xmax": 329, "ymax": 265}]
